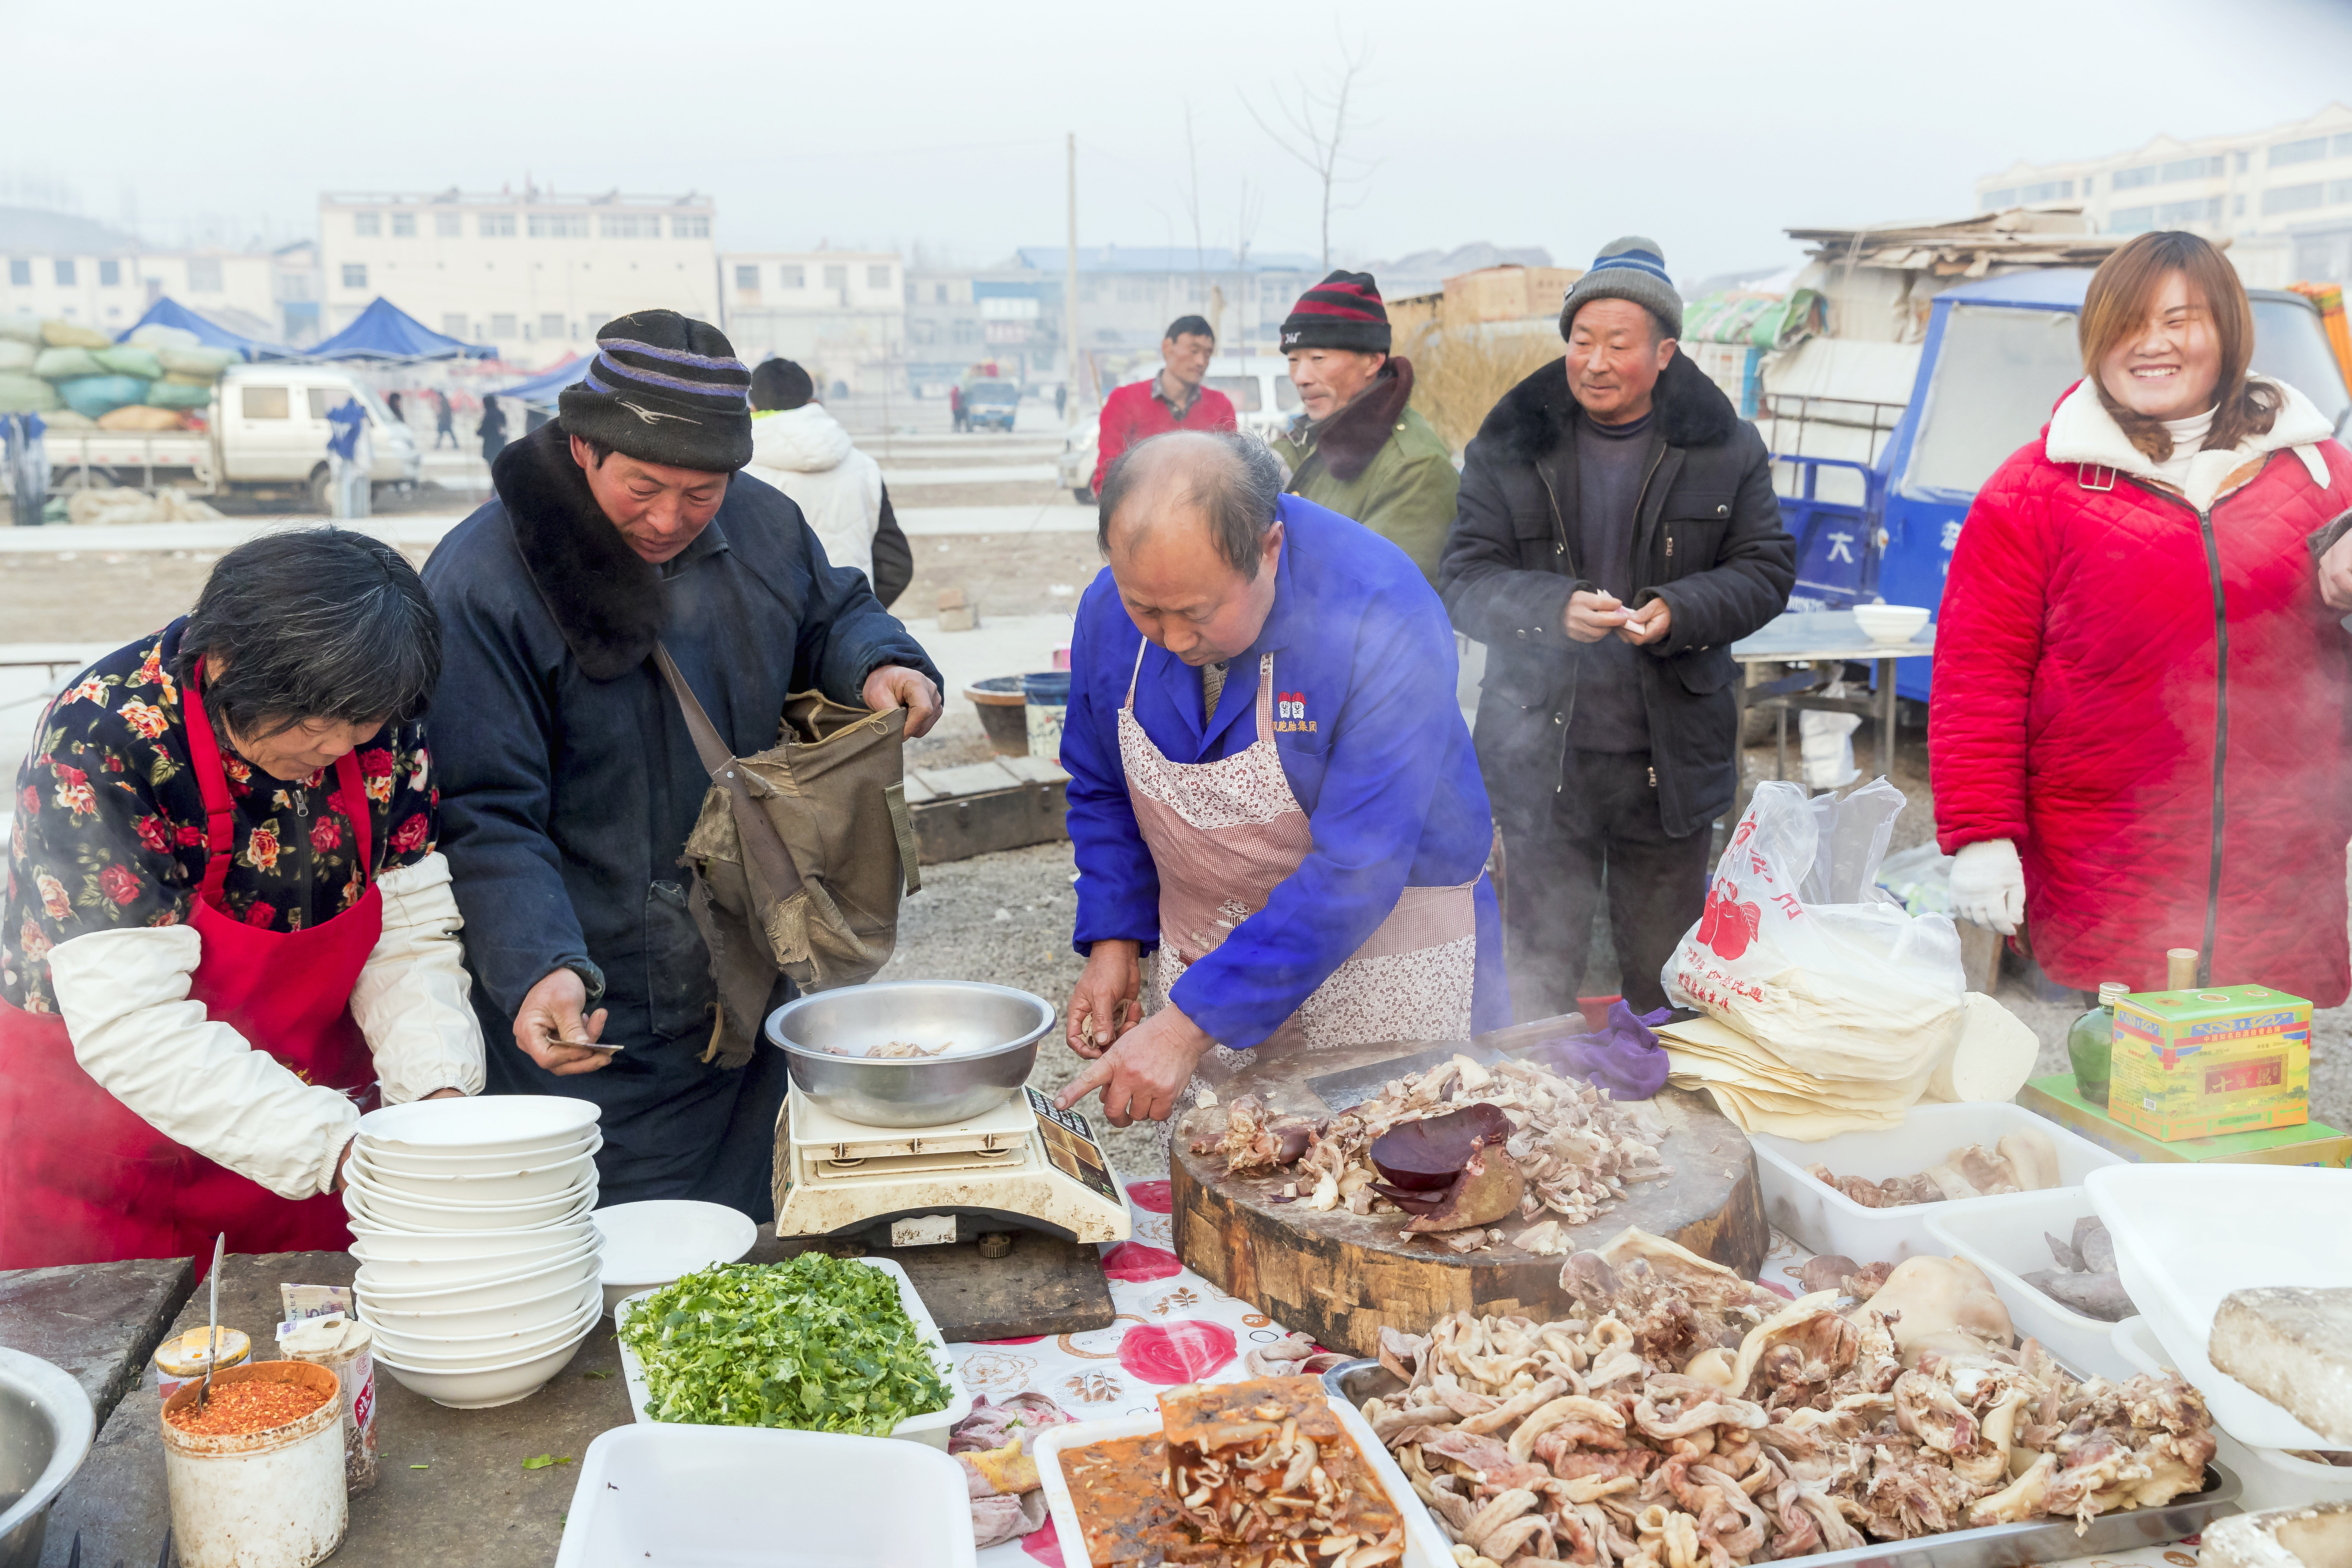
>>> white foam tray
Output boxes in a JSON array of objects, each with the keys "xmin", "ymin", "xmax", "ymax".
[
  {"xmin": 611, "ymin": 1255, "xmax": 972, "ymax": 1449},
  {"xmin": 1925, "ymin": 1186, "xmax": 2133, "ymax": 1381},
  {"xmin": 553, "ymin": 1422, "xmax": 975, "ymax": 1568},
  {"xmin": 1751, "ymin": 1100, "xmax": 2123, "ymax": 1264},
  {"xmin": 2088, "ymin": 1163, "xmax": 2352, "ymax": 1450},
  {"xmin": 2112, "ymin": 1314, "xmax": 2352, "ymax": 1513},
  {"xmin": 1035, "ymin": 1393, "xmax": 1455, "ymax": 1568}
]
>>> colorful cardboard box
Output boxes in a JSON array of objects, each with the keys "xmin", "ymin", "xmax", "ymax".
[
  {"xmin": 2107, "ymin": 983, "xmax": 2310, "ymax": 1141},
  {"xmin": 2018, "ymin": 1075, "xmax": 2350, "ymax": 1167}
]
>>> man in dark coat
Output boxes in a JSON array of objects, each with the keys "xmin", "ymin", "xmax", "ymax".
[
  {"xmin": 423, "ymin": 311, "xmax": 941, "ymax": 1218},
  {"xmin": 1439, "ymin": 237, "xmax": 1794, "ymax": 1019}
]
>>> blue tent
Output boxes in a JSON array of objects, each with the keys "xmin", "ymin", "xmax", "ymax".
[
  {"xmin": 303, "ymin": 297, "xmax": 496, "ymax": 361},
  {"xmin": 115, "ymin": 297, "xmax": 297, "ymax": 361},
  {"xmin": 489, "ymin": 354, "xmax": 590, "ymax": 404}
]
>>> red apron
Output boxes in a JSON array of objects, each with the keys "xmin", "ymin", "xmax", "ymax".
[{"xmin": 0, "ymin": 671, "xmax": 383, "ymax": 1270}]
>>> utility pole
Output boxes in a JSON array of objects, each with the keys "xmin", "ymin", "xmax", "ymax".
[{"xmin": 1065, "ymin": 132, "xmax": 1081, "ymax": 412}]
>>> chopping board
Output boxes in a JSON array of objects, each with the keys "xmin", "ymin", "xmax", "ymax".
[{"xmin": 1170, "ymin": 1033, "xmax": 1768, "ymax": 1357}]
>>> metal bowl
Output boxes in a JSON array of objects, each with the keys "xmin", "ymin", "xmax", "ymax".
[
  {"xmin": 0, "ymin": 1348, "xmax": 94, "ymax": 1568},
  {"xmin": 766, "ymin": 981, "xmax": 1056, "ymax": 1128}
]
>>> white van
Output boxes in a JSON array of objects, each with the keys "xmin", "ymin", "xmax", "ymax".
[
  {"xmin": 1056, "ymin": 355, "xmax": 1301, "ymax": 502},
  {"xmin": 40, "ymin": 363, "xmax": 422, "ymax": 508}
]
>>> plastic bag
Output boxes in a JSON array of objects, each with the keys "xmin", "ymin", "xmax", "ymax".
[
  {"xmin": 0, "ymin": 313, "xmax": 43, "ymax": 346},
  {"xmin": 99, "ymin": 404, "xmax": 183, "ymax": 432},
  {"xmin": 1875, "ymin": 841, "xmax": 1955, "ymax": 917},
  {"xmin": 128, "ymin": 324, "xmax": 202, "ymax": 350},
  {"xmin": 33, "ymin": 346, "xmax": 101, "ymax": 380},
  {"xmin": 0, "ymin": 341, "xmax": 31, "ymax": 373},
  {"xmin": 92, "ymin": 344, "xmax": 163, "ymax": 380},
  {"xmin": 157, "ymin": 345, "xmax": 236, "ymax": 378},
  {"xmin": 1665, "ymin": 778, "xmax": 1966, "ymax": 1092},
  {"xmin": 1798, "ymin": 680, "xmax": 1860, "ymax": 790},
  {"xmin": 0, "ymin": 373, "xmax": 58, "ymax": 413},
  {"xmin": 40, "ymin": 320, "xmax": 112, "ymax": 349},
  {"xmin": 55, "ymin": 375, "xmax": 150, "ymax": 419},
  {"xmin": 144, "ymin": 379, "xmax": 214, "ymax": 410}
]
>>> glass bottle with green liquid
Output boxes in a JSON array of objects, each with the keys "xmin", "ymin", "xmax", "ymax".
[{"xmin": 2067, "ymin": 981, "xmax": 2130, "ymax": 1109}]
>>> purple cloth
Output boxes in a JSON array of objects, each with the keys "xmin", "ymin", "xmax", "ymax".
[{"xmin": 1520, "ymin": 1000, "xmax": 1672, "ymax": 1100}]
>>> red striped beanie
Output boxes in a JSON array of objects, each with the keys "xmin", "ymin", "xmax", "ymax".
[{"xmin": 1280, "ymin": 270, "xmax": 1390, "ymax": 354}]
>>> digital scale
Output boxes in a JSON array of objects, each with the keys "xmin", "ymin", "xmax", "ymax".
[{"xmin": 773, "ymin": 1085, "xmax": 1133, "ymax": 1249}]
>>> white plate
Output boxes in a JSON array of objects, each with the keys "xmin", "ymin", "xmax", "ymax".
[
  {"xmin": 349, "ymin": 1227, "xmax": 595, "ymax": 1286},
  {"xmin": 1033, "ymin": 1393, "xmax": 1455, "ymax": 1568},
  {"xmin": 374, "ymin": 1313, "xmax": 597, "ymax": 1408},
  {"xmin": 356, "ymin": 1242, "xmax": 600, "ymax": 1311},
  {"xmin": 591, "ymin": 1201, "xmax": 759, "ymax": 1313},
  {"xmin": 611, "ymin": 1256, "xmax": 970, "ymax": 1448},
  {"xmin": 348, "ymin": 1217, "xmax": 595, "ymax": 1259},
  {"xmin": 358, "ymin": 1095, "xmax": 601, "ymax": 1153},
  {"xmin": 344, "ymin": 1177, "xmax": 595, "ymax": 1234},
  {"xmin": 1924, "ymin": 1186, "xmax": 2133, "ymax": 1381},
  {"xmin": 1750, "ymin": 1100, "xmax": 2123, "ymax": 1263},
  {"xmin": 351, "ymin": 1147, "xmax": 597, "ymax": 1203},
  {"xmin": 358, "ymin": 1131, "xmax": 600, "ymax": 1176},
  {"xmin": 2089, "ymin": 1164, "xmax": 2352, "ymax": 1449}
]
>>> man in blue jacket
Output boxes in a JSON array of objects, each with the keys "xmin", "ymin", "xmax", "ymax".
[
  {"xmin": 424, "ymin": 311, "xmax": 940, "ymax": 1217},
  {"xmin": 1056, "ymin": 430, "xmax": 1507, "ymax": 1128}
]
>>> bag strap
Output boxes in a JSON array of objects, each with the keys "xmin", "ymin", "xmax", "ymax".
[
  {"xmin": 884, "ymin": 781, "xmax": 922, "ymax": 896},
  {"xmin": 651, "ymin": 642, "xmax": 806, "ymax": 904}
]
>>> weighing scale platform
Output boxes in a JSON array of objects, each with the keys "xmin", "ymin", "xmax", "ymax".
[{"xmin": 774, "ymin": 1087, "xmax": 1133, "ymax": 1246}]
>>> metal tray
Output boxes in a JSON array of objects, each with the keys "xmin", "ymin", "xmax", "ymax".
[{"xmin": 1321, "ymin": 1359, "xmax": 2242, "ymax": 1568}]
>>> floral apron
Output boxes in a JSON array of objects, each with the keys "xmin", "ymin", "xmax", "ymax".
[
  {"xmin": 0, "ymin": 668, "xmax": 383, "ymax": 1270},
  {"xmin": 1118, "ymin": 643, "xmax": 1479, "ymax": 1085}
]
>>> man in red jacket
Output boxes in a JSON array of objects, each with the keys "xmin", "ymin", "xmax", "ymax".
[{"xmin": 1091, "ymin": 315, "xmax": 1234, "ymax": 495}]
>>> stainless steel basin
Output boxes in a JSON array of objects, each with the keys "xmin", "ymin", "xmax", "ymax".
[
  {"xmin": 766, "ymin": 981, "xmax": 1056, "ymax": 1127},
  {"xmin": 0, "ymin": 1348, "xmax": 94, "ymax": 1568}
]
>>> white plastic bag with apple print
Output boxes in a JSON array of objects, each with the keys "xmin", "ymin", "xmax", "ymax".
[{"xmin": 1666, "ymin": 778, "xmax": 1966, "ymax": 1087}]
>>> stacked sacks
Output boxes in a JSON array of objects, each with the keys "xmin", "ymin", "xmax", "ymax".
[
  {"xmin": 0, "ymin": 315, "xmax": 55, "ymax": 413},
  {"xmin": 1, "ymin": 318, "xmax": 239, "ymax": 421}
]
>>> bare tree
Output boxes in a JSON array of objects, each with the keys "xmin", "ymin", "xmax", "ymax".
[
  {"xmin": 1182, "ymin": 101, "xmax": 1211, "ymax": 315},
  {"xmin": 1243, "ymin": 36, "xmax": 1375, "ymax": 273}
]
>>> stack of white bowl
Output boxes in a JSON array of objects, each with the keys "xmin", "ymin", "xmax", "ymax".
[{"xmin": 344, "ymin": 1096, "xmax": 604, "ymax": 1409}]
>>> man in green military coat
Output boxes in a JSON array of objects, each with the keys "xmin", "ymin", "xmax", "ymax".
[{"xmin": 1271, "ymin": 270, "xmax": 1459, "ymax": 584}]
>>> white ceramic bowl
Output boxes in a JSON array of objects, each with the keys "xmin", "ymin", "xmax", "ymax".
[
  {"xmin": 374, "ymin": 1311, "xmax": 598, "ymax": 1409},
  {"xmin": 350, "ymin": 1148, "xmax": 598, "ymax": 1204},
  {"xmin": 357, "ymin": 1095, "xmax": 601, "ymax": 1155},
  {"xmin": 355, "ymin": 1242, "xmax": 600, "ymax": 1309},
  {"xmin": 348, "ymin": 1225, "xmax": 595, "ymax": 1282},
  {"xmin": 356, "ymin": 1130, "xmax": 599, "ymax": 1176},
  {"xmin": 360, "ymin": 1278, "xmax": 603, "ymax": 1351},
  {"xmin": 592, "ymin": 1200, "xmax": 760, "ymax": 1314},
  {"xmin": 343, "ymin": 1174, "xmax": 596, "ymax": 1234},
  {"xmin": 364, "ymin": 1295, "xmax": 601, "ymax": 1369},
  {"xmin": 1851, "ymin": 603, "xmax": 1929, "ymax": 643}
]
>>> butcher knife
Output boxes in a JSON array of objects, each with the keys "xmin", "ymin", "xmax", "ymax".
[{"xmin": 1301, "ymin": 1041, "xmax": 1506, "ymax": 1113}]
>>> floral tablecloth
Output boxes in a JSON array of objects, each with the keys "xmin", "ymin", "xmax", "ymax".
[{"xmin": 953, "ymin": 1185, "xmax": 2211, "ymax": 1568}]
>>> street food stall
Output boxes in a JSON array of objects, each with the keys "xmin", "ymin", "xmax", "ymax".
[{"xmin": 3, "ymin": 787, "xmax": 2346, "ymax": 1567}]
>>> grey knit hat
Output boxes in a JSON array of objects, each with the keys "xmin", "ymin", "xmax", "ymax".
[
  {"xmin": 559, "ymin": 310, "xmax": 753, "ymax": 472},
  {"xmin": 1558, "ymin": 236, "xmax": 1682, "ymax": 341}
]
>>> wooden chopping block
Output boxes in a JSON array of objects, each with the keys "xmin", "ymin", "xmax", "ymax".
[{"xmin": 1170, "ymin": 1038, "xmax": 1767, "ymax": 1357}]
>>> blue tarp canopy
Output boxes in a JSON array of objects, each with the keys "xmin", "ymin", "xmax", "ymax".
[
  {"xmin": 115, "ymin": 297, "xmax": 297, "ymax": 361},
  {"xmin": 489, "ymin": 354, "xmax": 589, "ymax": 404},
  {"xmin": 303, "ymin": 297, "xmax": 496, "ymax": 361}
]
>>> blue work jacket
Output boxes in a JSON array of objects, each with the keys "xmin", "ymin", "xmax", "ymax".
[{"xmin": 1063, "ymin": 494, "xmax": 1509, "ymax": 1050}]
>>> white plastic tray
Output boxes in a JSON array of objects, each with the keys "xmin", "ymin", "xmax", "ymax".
[
  {"xmin": 612, "ymin": 1255, "xmax": 971, "ymax": 1449},
  {"xmin": 2112, "ymin": 1314, "xmax": 2352, "ymax": 1513},
  {"xmin": 2089, "ymin": 1163, "xmax": 2352, "ymax": 1450},
  {"xmin": 1035, "ymin": 1393, "xmax": 1455, "ymax": 1568},
  {"xmin": 554, "ymin": 1422, "xmax": 975, "ymax": 1568},
  {"xmin": 1924, "ymin": 1186, "xmax": 2134, "ymax": 1381},
  {"xmin": 1751, "ymin": 1100, "xmax": 2123, "ymax": 1263}
]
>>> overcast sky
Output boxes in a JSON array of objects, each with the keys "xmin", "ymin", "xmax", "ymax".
[{"xmin": 7, "ymin": 0, "xmax": 2351, "ymax": 285}]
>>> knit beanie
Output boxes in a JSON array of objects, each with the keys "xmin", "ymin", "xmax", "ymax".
[
  {"xmin": 1558, "ymin": 237, "xmax": 1683, "ymax": 341},
  {"xmin": 558, "ymin": 310, "xmax": 753, "ymax": 472},
  {"xmin": 1280, "ymin": 270, "xmax": 1390, "ymax": 354}
]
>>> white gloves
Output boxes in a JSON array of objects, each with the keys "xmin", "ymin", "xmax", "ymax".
[{"xmin": 1950, "ymin": 838, "xmax": 2027, "ymax": 935}]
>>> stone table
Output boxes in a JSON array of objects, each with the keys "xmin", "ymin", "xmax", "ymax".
[
  {"xmin": 38, "ymin": 1250, "xmax": 634, "ymax": 1568},
  {"xmin": 0, "ymin": 1257, "xmax": 194, "ymax": 1427}
]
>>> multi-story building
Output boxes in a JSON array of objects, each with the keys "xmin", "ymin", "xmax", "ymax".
[
  {"xmin": 316, "ymin": 188, "xmax": 720, "ymax": 366},
  {"xmin": 0, "ymin": 206, "xmax": 281, "ymax": 337},
  {"xmin": 1974, "ymin": 103, "xmax": 2352, "ymax": 285},
  {"xmin": 720, "ymin": 250, "xmax": 903, "ymax": 394}
]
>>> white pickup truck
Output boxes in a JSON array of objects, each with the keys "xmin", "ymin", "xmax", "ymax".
[{"xmin": 43, "ymin": 362, "xmax": 423, "ymax": 508}]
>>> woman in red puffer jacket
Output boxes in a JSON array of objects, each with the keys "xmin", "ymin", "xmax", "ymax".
[{"xmin": 1930, "ymin": 230, "xmax": 2352, "ymax": 1004}]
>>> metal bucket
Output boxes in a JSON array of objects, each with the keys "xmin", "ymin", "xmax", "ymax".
[
  {"xmin": 766, "ymin": 980, "xmax": 1055, "ymax": 1127},
  {"xmin": 0, "ymin": 1348, "xmax": 95, "ymax": 1568},
  {"xmin": 162, "ymin": 1361, "xmax": 346, "ymax": 1568}
]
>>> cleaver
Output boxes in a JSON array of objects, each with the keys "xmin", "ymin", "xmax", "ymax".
[{"xmin": 1301, "ymin": 1040, "xmax": 1506, "ymax": 1113}]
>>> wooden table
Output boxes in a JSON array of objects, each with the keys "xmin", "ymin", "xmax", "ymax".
[{"xmin": 1730, "ymin": 609, "xmax": 1936, "ymax": 819}]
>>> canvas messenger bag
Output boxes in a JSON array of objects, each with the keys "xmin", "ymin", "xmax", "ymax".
[{"xmin": 652, "ymin": 643, "xmax": 921, "ymax": 1067}]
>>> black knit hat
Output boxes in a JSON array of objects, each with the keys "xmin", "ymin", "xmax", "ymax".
[
  {"xmin": 1279, "ymin": 270, "xmax": 1390, "ymax": 354},
  {"xmin": 558, "ymin": 310, "xmax": 753, "ymax": 472}
]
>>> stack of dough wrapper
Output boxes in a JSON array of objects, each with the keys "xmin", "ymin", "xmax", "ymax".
[{"xmin": 1659, "ymin": 992, "xmax": 2040, "ymax": 1138}]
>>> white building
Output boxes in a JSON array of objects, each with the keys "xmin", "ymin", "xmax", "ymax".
[
  {"xmin": 1975, "ymin": 103, "xmax": 2352, "ymax": 286},
  {"xmin": 1, "ymin": 206, "xmax": 281, "ymax": 337},
  {"xmin": 720, "ymin": 250, "xmax": 904, "ymax": 394},
  {"xmin": 317, "ymin": 188, "xmax": 720, "ymax": 366}
]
